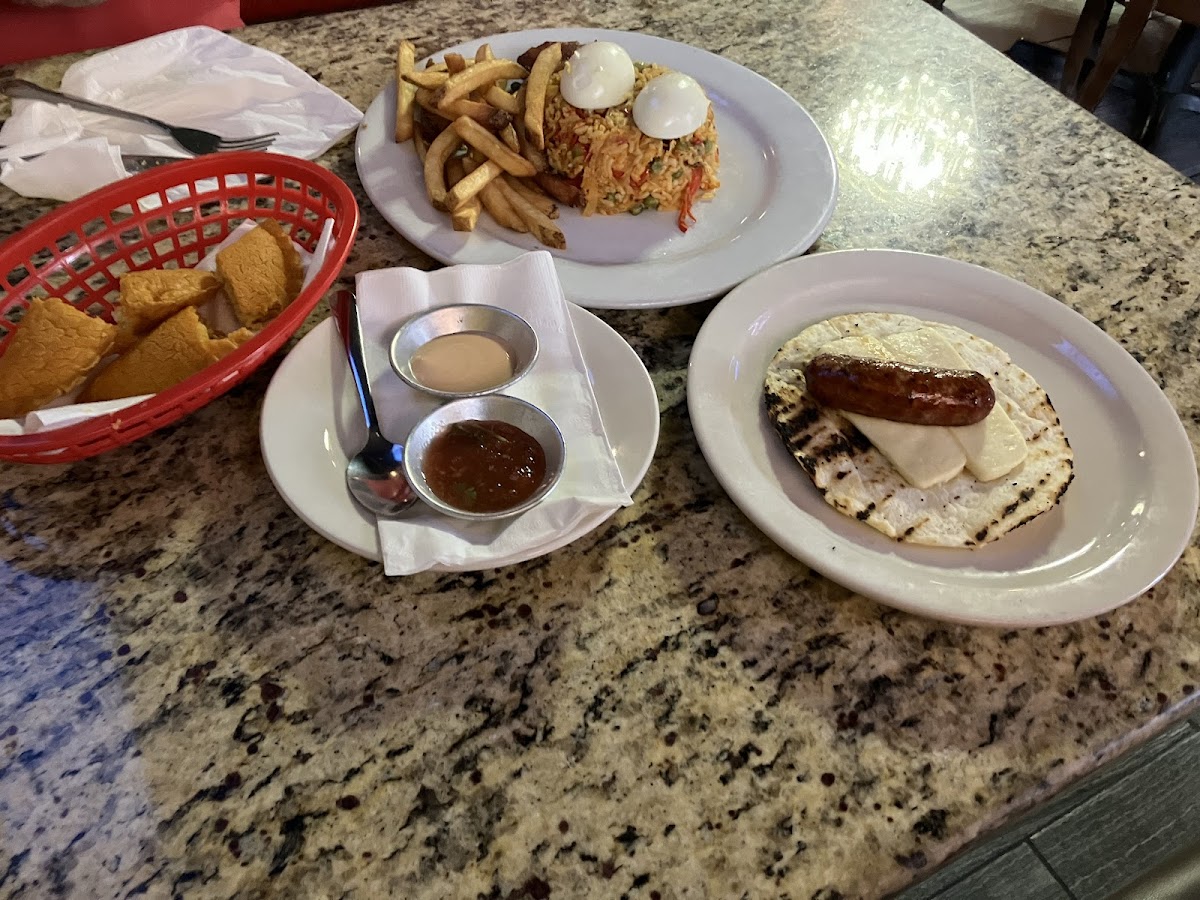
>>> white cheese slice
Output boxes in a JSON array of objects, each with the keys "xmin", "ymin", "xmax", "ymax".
[
  {"xmin": 815, "ymin": 335, "xmax": 966, "ymax": 489},
  {"xmin": 882, "ymin": 329, "xmax": 1027, "ymax": 482}
]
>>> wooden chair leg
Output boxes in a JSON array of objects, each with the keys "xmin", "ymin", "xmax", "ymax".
[
  {"xmin": 1077, "ymin": 0, "xmax": 1158, "ymax": 110},
  {"xmin": 1062, "ymin": 0, "xmax": 1115, "ymax": 97}
]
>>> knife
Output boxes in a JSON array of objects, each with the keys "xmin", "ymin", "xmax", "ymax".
[
  {"xmin": 3, "ymin": 152, "xmax": 276, "ymax": 179},
  {"xmin": 121, "ymin": 153, "xmax": 190, "ymax": 173},
  {"xmin": 0, "ymin": 151, "xmax": 187, "ymax": 172}
]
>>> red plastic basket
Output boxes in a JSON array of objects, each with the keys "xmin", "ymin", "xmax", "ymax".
[{"xmin": 0, "ymin": 151, "xmax": 359, "ymax": 464}]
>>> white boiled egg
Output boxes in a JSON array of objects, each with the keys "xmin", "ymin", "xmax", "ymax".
[
  {"xmin": 632, "ymin": 73, "xmax": 710, "ymax": 140},
  {"xmin": 559, "ymin": 42, "xmax": 636, "ymax": 110}
]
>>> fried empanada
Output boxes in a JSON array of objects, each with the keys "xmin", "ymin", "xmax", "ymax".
[
  {"xmin": 79, "ymin": 307, "xmax": 250, "ymax": 403},
  {"xmin": 216, "ymin": 220, "xmax": 304, "ymax": 327},
  {"xmin": 0, "ymin": 298, "xmax": 117, "ymax": 418},
  {"xmin": 114, "ymin": 269, "xmax": 222, "ymax": 351}
]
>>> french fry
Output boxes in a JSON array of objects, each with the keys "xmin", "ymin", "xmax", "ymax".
[
  {"xmin": 417, "ymin": 88, "xmax": 510, "ymax": 130},
  {"xmin": 500, "ymin": 123, "xmax": 520, "ymax": 153},
  {"xmin": 462, "ymin": 157, "xmax": 525, "ymax": 233},
  {"xmin": 483, "ymin": 85, "xmax": 521, "ymax": 116},
  {"xmin": 496, "ymin": 177, "xmax": 566, "ymax": 249},
  {"xmin": 523, "ymin": 43, "xmax": 561, "ymax": 151},
  {"xmin": 439, "ymin": 59, "xmax": 528, "ymax": 109},
  {"xmin": 504, "ymin": 175, "xmax": 558, "ymax": 219},
  {"xmin": 469, "ymin": 45, "xmax": 494, "ymax": 99},
  {"xmin": 446, "ymin": 159, "xmax": 504, "ymax": 210},
  {"xmin": 452, "ymin": 116, "xmax": 537, "ymax": 178},
  {"xmin": 423, "ymin": 125, "xmax": 462, "ymax": 210},
  {"xmin": 514, "ymin": 106, "xmax": 549, "ymax": 174},
  {"xmin": 394, "ymin": 39, "xmax": 417, "ymax": 143},
  {"xmin": 446, "ymin": 159, "xmax": 481, "ymax": 231},
  {"xmin": 402, "ymin": 47, "xmax": 571, "ymax": 248},
  {"xmin": 480, "ymin": 181, "xmax": 530, "ymax": 233},
  {"xmin": 403, "ymin": 68, "xmax": 449, "ymax": 89}
]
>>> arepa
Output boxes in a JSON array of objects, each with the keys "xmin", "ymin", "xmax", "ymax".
[{"xmin": 764, "ymin": 312, "xmax": 1073, "ymax": 547}]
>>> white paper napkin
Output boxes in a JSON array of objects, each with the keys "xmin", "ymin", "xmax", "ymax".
[
  {"xmin": 0, "ymin": 217, "xmax": 335, "ymax": 438},
  {"xmin": 355, "ymin": 252, "xmax": 633, "ymax": 576},
  {"xmin": 0, "ymin": 25, "xmax": 362, "ymax": 201}
]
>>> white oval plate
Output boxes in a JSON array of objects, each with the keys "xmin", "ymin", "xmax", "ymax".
[
  {"xmin": 354, "ymin": 28, "xmax": 838, "ymax": 310},
  {"xmin": 688, "ymin": 250, "xmax": 1198, "ymax": 627},
  {"xmin": 261, "ymin": 306, "xmax": 659, "ymax": 569}
]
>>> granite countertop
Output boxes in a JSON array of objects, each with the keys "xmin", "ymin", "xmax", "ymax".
[{"xmin": 3, "ymin": 1, "xmax": 1200, "ymax": 898}]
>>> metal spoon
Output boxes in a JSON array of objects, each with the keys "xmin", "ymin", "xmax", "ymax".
[{"xmin": 330, "ymin": 290, "xmax": 418, "ymax": 517}]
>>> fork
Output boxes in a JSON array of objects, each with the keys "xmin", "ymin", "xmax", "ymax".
[{"xmin": 0, "ymin": 78, "xmax": 279, "ymax": 155}]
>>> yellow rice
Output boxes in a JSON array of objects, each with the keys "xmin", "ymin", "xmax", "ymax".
[{"xmin": 543, "ymin": 63, "xmax": 720, "ymax": 222}]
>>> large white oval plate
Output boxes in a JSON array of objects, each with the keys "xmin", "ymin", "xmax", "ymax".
[
  {"xmin": 355, "ymin": 28, "xmax": 837, "ymax": 310},
  {"xmin": 262, "ymin": 306, "xmax": 659, "ymax": 569},
  {"xmin": 688, "ymin": 250, "xmax": 1198, "ymax": 627}
]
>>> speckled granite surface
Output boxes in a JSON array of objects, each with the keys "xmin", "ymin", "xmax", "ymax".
[{"xmin": 3, "ymin": 1, "xmax": 1200, "ymax": 898}]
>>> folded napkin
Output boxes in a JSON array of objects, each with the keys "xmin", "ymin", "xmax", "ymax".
[
  {"xmin": 0, "ymin": 26, "xmax": 362, "ymax": 201},
  {"xmin": 0, "ymin": 217, "xmax": 335, "ymax": 437},
  {"xmin": 356, "ymin": 252, "xmax": 633, "ymax": 576}
]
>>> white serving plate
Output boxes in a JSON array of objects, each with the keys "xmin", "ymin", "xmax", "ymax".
[
  {"xmin": 262, "ymin": 306, "xmax": 659, "ymax": 568},
  {"xmin": 688, "ymin": 249, "xmax": 1198, "ymax": 627},
  {"xmin": 355, "ymin": 27, "xmax": 838, "ymax": 310}
]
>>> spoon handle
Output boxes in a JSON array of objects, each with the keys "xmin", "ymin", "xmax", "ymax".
[{"xmin": 331, "ymin": 290, "xmax": 384, "ymax": 437}]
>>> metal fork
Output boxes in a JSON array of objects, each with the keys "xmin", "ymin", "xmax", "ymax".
[{"xmin": 0, "ymin": 78, "xmax": 279, "ymax": 155}]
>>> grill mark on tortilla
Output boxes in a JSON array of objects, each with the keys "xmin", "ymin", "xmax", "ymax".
[
  {"xmin": 1055, "ymin": 471, "xmax": 1075, "ymax": 501},
  {"xmin": 1000, "ymin": 487, "xmax": 1037, "ymax": 520},
  {"xmin": 763, "ymin": 313, "xmax": 1073, "ymax": 548},
  {"xmin": 791, "ymin": 405, "xmax": 821, "ymax": 431},
  {"xmin": 811, "ymin": 431, "xmax": 869, "ymax": 464}
]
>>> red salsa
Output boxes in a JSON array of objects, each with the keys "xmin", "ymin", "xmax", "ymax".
[{"xmin": 423, "ymin": 420, "xmax": 547, "ymax": 513}]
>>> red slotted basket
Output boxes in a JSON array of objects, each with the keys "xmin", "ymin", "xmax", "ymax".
[{"xmin": 0, "ymin": 151, "xmax": 359, "ymax": 464}]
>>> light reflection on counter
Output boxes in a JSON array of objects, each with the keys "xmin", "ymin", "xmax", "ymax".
[{"xmin": 832, "ymin": 74, "xmax": 978, "ymax": 197}]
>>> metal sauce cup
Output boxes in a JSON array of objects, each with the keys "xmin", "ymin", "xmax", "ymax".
[
  {"xmin": 403, "ymin": 395, "xmax": 566, "ymax": 521},
  {"xmin": 389, "ymin": 304, "xmax": 538, "ymax": 399}
]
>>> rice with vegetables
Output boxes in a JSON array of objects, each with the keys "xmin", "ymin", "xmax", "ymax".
[{"xmin": 543, "ymin": 63, "xmax": 720, "ymax": 231}]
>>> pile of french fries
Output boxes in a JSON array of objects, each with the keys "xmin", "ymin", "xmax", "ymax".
[{"xmin": 394, "ymin": 39, "xmax": 570, "ymax": 249}]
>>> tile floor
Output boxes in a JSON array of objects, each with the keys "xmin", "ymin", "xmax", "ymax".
[
  {"xmin": 1005, "ymin": 39, "xmax": 1200, "ymax": 179},
  {"xmin": 939, "ymin": 0, "xmax": 1200, "ymax": 179},
  {"xmin": 892, "ymin": 5, "xmax": 1200, "ymax": 898},
  {"xmin": 894, "ymin": 712, "xmax": 1200, "ymax": 898}
]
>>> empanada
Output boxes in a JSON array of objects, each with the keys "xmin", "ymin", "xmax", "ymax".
[
  {"xmin": 215, "ymin": 220, "xmax": 304, "ymax": 327},
  {"xmin": 114, "ymin": 269, "xmax": 222, "ymax": 351},
  {"xmin": 0, "ymin": 298, "xmax": 117, "ymax": 418},
  {"xmin": 79, "ymin": 307, "xmax": 254, "ymax": 403}
]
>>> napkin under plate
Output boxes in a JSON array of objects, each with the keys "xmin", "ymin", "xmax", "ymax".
[
  {"xmin": 355, "ymin": 252, "xmax": 633, "ymax": 576},
  {"xmin": 0, "ymin": 26, "xmax": 362, "ymax": 201}
]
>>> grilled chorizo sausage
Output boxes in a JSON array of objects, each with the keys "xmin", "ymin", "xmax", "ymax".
[{"xmin": 803, "ymin": 353, "xmax": 995, "ymax": 426}]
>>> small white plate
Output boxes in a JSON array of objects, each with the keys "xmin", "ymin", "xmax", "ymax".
[
  {"xmin": 354, "ymin": 27, "xmax": 837, "ymax": 310},
  {"xmin": 261, "ymin": 306, "xmax": 659, "ymax": 568},
  {"xmin": 688, "ymin": 250, "xmax": 1198, "ymax": 627}
]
